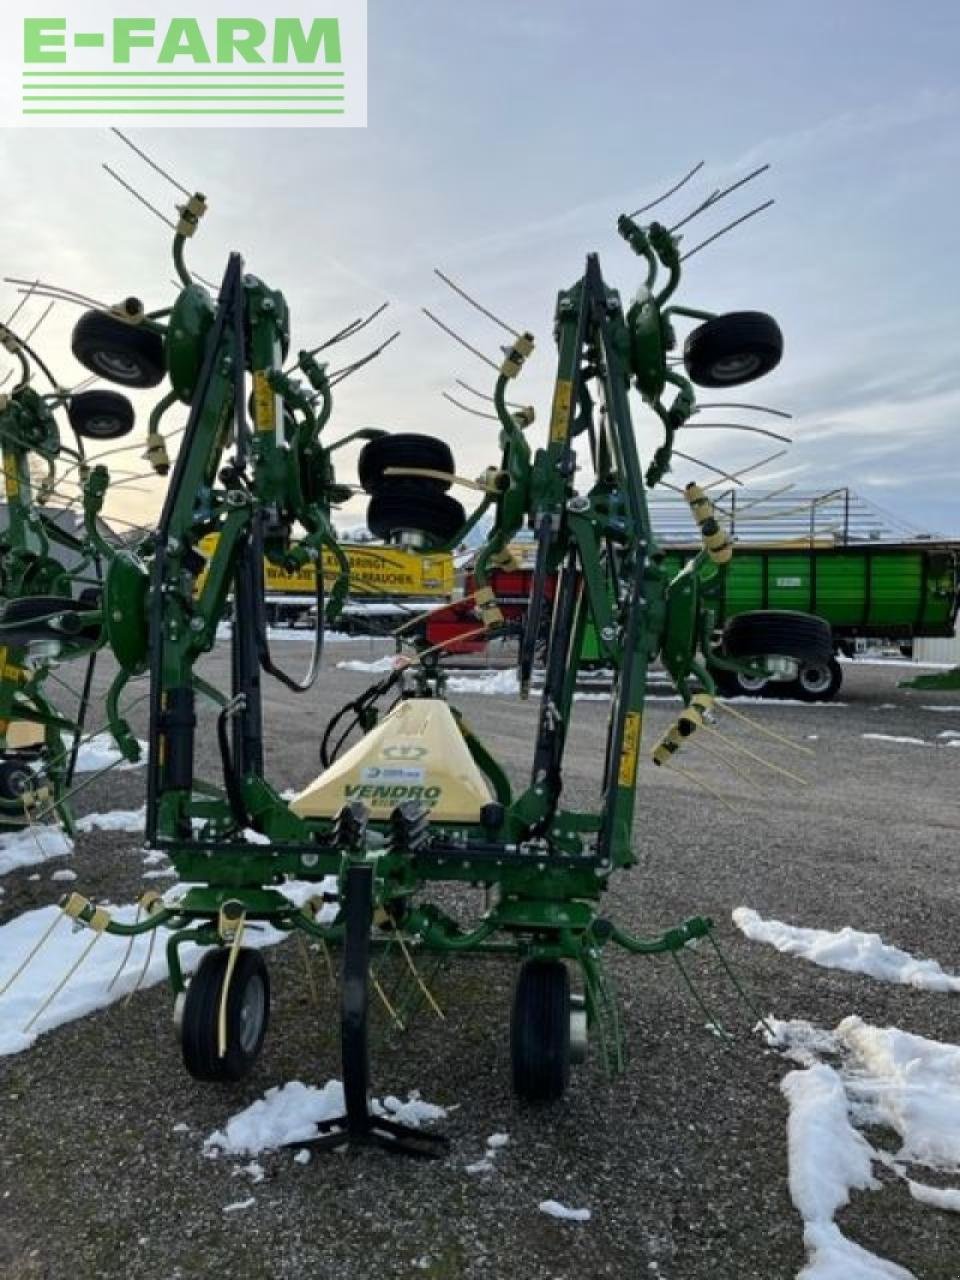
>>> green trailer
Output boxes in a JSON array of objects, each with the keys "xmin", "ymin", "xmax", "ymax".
[{"xmin": 579, "ymin": 490, "xmax": 960, "ymax": 699}]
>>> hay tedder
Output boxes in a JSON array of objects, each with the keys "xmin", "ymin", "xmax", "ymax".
[
  {"xmin": 0, "ymin": 314, "xmax": 148, "ymax": 835},
  {"xmin": 1, "ymin": 151, "xmax": 831, "ymax": 1154}
]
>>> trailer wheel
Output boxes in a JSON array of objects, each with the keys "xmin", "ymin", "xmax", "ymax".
[
  {"xmin": 683, "ymin": 312, "xmax": 783, "ymax": 388},
  {"xmin": 712, "ymin": 666, "xmax": 770, "ymax": 698},
  {"xmin": 793, "ymin": 658, "xmax": 843, "ymax": 702},
  {"xmin": 67, "ymin": 390, "xmax": 136, "ymax": 440},
  {"xmin": 358, "ymin": 434, "xmax": 455, "ymax": 493},
  {"xmin": 71, "ymin": 311, "xmax": 166, "ymax": 388},
  {"xmin": 366, "ymin": 486, "xmax": 466, "ymax": 546},
  {"xmin": 723, "ymin": 610, "xmax": 833, "ymax": 664},
  {"xmin": 180, "ymin": 949, "xmax": 270, "ymax": 1082},
  {"xmin": 511, "ymin": 959, "xmax": 571, "ymax": 1103}
]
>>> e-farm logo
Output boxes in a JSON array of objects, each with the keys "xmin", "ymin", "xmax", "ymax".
[{"xmin": 0, "ymin": 2, "xmax": 366, "ymax": 128}]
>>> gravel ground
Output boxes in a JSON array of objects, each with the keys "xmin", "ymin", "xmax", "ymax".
[{"xmin": 1, "ymin": 643, "xmax": 959, "ymax": 1279}]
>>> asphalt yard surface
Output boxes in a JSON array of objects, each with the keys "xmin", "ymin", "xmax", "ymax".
[{"xmin": 1, "ymin": 641, "xmax": 959, "ymax": 1279}]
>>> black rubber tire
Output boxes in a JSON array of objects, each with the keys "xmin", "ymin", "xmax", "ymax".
[
  {"xmin": 67, "ymin": 390, "xmax": 136, "ymax": 440},
  {"xmin": 723, "ymin": 610, "xmax": 833, "ymax": 664},
  {"xmin": 683, "ymin": 311, "xmax": 783, "ymax": 388},
  {"xmin": 366, "ymin": 485, "xmax": 466, "ymax": 545},
  {"xmin": 511, "ymin": 959, "xmax": 571, "ymax": 1103},
  {"xmin": 71, "ymin": 311, "xmax": 166, "ymax": 388},
  {"xmin": 181, "ymin": 948, "xmax": 270, "ymax": 1082},
  {"xmin": 791, "ymin": 656, "xmax": 843, "ymax": 702},
  {"xmin": 358, "ymin": 434, "xmax": 455, "ymax": 494},
  {"xmin": 0, "ymin": 757, "xmax": 34, "ymax": 805},
  {"xmin": 0, "ymin": 594, "xmax": 99, "ymax": 645}
]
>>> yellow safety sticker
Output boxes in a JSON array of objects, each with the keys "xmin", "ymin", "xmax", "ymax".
[
  {"xmin": 618, "ymin": 711, "xmax": 643, "ymax": 788},
  {"xmin": 549, "ymin": 379, "xmax": 573, "ymax": 442},
  {"xmin": 4, "ymin": 454, "xmax": 20, "ymax": 499},
  {"xmin": 252, "ymin": 370, "xmax": 276, "ymax": 433}
]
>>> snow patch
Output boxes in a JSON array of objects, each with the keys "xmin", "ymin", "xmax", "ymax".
[
  {"xmin": 734, "ymin": 908, "xmax": 960, "ymax": 992},
  {"xmin": 0, "ymin": 826, "xmax": 73, "ymax": 877},
  {"xmin": 64, "ymin": 733, "xmax": 148, "ymax": 773},
  {"xmin": 0, "ymin": 885, "xmax": 336, "ymax": 1055},
  {"xmin": 538, "ymin": 1200, "xmax": 591, "ymax": 1222},
  {"xmin": 76, "ymin": 807, "xmax": 146, "ymax": 834},
  {"xmin": 861, "ymin": 733, "xmax": 926, "ymax": 746},
  {"xmin": 204, "ymin": 1080, "xmax": 445, "ymax": 1157},
  {"xmin": 336, "ymin": 655, "xmax": 397, "ymax": 674},
  {"xmin": 770, "ymin": 1016, "xmax": 960, "ymax": 1277},
  {"xmin": 446, "ymin": 668, "xmax": 519, "ymax": 697},
  {"xmin": 222, "ymin": 1197, "xmax": 255, "ymax": 1214},
  {"xmin": 907, "ymin": 1181, "xmax": 960, "ymax": 1213}
]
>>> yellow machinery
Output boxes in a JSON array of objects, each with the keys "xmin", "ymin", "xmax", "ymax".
[{"xmin": 197, "ymin": 535, "xmax": 455, "ymax": 626}]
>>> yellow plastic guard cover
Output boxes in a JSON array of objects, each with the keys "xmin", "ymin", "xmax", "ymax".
[{"xmin": 290, "ymin": 698, "xmax": 493, "ymax": 823}]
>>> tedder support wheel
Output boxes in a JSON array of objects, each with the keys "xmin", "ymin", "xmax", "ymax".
[
  {"xmin": 366, "ymin": 485, "xmax": 466, "ymax": 546},
  {"xmin": 0, "ymin": 757, "xmax": 34, "ymax": 806},
  {"xmin": 683, "ymin": 311, "xmax": 783, "ymax": 388},
  {"xmin": 71, "ymin": 310, "xmax": 166, "ymax": 389},
  {"xmin": 511, "ymin": 959, "xmax": 571, "ymax": 1103},
  {"xmin": 792, "ymin": 657, "xmax": 843, "ymax": 702},
  {"xmin": 180, "ymin": 948, "xmax": 270, "ymax": 1082},
  {"xmin": 67, "ymin": 390, "xmax": 136, "ymax": 441},
  {"xmin": 358, "ymin": 434, "xmax": 455, "ymax": 493}
]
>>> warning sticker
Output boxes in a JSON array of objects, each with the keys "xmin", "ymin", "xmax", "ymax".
[
  {"xmin": 617, "ymin": 711, "xmax": 642, "ymax": 789},
  {"xmin": 252, "ymin": 370, "xmax": 276, "ymax": 433},
  {"xmin": 549, "ymin": 378, "xmax": 573, "ymax": 442}
]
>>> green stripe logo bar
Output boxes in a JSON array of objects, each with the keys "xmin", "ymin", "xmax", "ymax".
[{"xmin": 2, "ymin": 5, "xmax": 367, "ymax": 128}]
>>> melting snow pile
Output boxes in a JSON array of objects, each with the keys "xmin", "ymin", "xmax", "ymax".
[
  {"xmin": 0, "ymin": 826, "xmax": 73, "ymax": 876},
  {"xmin": 0, "ymin": 875, "xmax": 338, "ymax": 1055},
  {"xmin": 63, "ymin": 733, "xmax": 148, "ymax": 773},
  {"xmin": 204, "ymin": 1080, "xmax": 446, "ymax": 1157},
  {"xmin": 733, "ymin": 908, "xmax": 960, "ymax": 993},
  {"xmin": 446, "ymin": 668, "xmax": 519, "ymax": 697},
  {"xmin": 0, "ymin": 902, "xmax": 211, "ymax": 1055},
  {"xmin": 76, "ymin": 807, "xmax": 146, "ymax": 834},
  {"xmin": 770, "ymin": 1016, "xmax": 960, "ymax": 1278}
]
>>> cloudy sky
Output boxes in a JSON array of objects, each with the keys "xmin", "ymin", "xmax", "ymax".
[{"xmin": 1, "ymin": 0, "xmax": 958, "ymax": 536}]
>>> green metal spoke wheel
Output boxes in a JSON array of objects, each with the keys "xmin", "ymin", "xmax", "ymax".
[
  {"xmin": 510, "ymin": 959, "xmax": 572, "ymax": 1103},
  {"xmin": 179, "ymin": 948, "xmax": 270, "ymax": 1082}
]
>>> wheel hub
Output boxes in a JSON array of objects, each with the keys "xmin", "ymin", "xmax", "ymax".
[{"xmin": 93, "ymin": 351, "xmax": 141, "ymax": 380}]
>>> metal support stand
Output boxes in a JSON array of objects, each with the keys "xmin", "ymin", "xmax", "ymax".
[{"xmin": 302, "ymin": 864, "xmax": 448, "ymax": 1158}]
